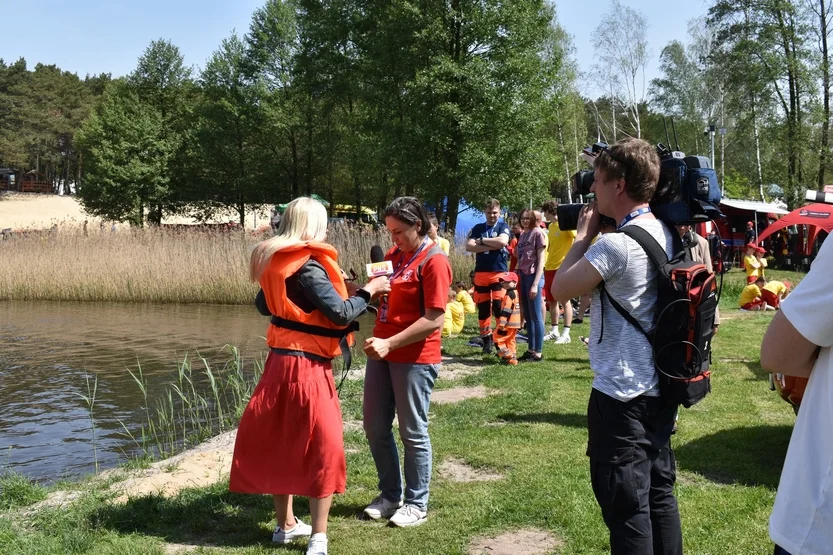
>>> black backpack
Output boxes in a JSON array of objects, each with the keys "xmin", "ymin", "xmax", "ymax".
[{"xmin": 602, "ymin": 225, "xmax": 718, "ymax": 408}]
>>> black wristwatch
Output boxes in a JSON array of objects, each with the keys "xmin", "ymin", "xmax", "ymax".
[{"xmin": 478, "ymin": 237, "xmax": 484, "ymax": 246}]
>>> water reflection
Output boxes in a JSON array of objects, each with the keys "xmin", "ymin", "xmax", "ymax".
[{"xmin": 0, "ymin": 300, "xmax": 270, "ymax": 482}]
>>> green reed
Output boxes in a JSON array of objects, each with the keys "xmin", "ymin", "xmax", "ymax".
[
  {"xmin": 74, "ymin": 373, "xmax": 100, "ymax": 474},
  {"xmin": 118, "ymin": 347, "xmax": 264, "ymax": 461}
]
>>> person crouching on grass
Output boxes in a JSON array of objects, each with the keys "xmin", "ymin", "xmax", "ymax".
[
  {"xmin": 761, "ymin": 279, "xmax": 791, "ymax": 310},
  {"xmin": 493, "ymin": 272, "xmax": 521, "ymax": 365},
  {"xmin": 454, "ymin": 281, "xmax": 476, "ymax": 314},
  {"xmin": 739, "ymin": 276, "xmax": 772, "ymax": 311},
  {"xmin": 442, "ymin": 288, "xmax": 465, "ymax": 337},
  {"xmin": 229, "ymin": 197, "xmax": 390, "ymax": 555}
]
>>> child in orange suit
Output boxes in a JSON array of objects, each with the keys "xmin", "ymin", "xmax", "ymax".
[{"xmin": 493, "ymin": 272, "xmax": 522, "ymax": 365}]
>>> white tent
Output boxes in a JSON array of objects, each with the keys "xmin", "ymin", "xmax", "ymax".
[
  {"xmin": 719, "ymin": 198, "xmax": 789, "ymax": 241},
  {"xmin": 719, "ymin": 198, "xmax": 789, "ymax": 215}
]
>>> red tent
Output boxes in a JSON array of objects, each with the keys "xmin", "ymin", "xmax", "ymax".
[{"xmin": 757, "ymin": 203, "xmax": 833, "ymax": 255}]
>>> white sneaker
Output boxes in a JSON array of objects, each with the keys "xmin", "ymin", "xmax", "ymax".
[
  {"xmin": 543, "ymin": 330, "xmax": 560, "ymax": 341},
  {"xmin": 272, "ymin": 517, "xmax": 312, "ymax": 543},
  {"xmin": 388, "ymin": 504, "xmax": 427, "ymax": 527},
  {"xmin": 307, "ymin": 533, "xmax": 328, "ymax": 555},
  {"xmin": 364, "ymin": 495, "xmax": 403, "ymax": 520},
  {"xmin": 555, "ymin": 332, "xmax": 571, "ymax": 344}
]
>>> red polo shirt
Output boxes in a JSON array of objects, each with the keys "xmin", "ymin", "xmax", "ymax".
[{"xmin": 373, "ymin": 244, "xmax": 452, "ymax": 364}]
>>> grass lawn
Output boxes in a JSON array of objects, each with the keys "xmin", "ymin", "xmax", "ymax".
[{"xmin": 0, "ymin": 269, "xmax": 805, "ymax": 554}]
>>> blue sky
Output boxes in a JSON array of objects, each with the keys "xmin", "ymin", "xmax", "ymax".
[{"xmin": 1, "ymin": 0, "xmax": 711, "ymax": 96}]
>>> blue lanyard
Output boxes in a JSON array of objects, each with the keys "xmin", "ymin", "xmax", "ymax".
[
  {"xmin": 391, "ymin": 238, "xmax": 429, "ymax": 280},
  {"xmin": 618, "ymin": 207, "xmax": 651, "ymax": 230}
]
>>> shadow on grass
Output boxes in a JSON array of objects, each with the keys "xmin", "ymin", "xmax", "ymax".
[
  {"xmin": 744, "ymin": 360, "xmax": 769, "ymax": 381},
  {"xmin": 92, "ymin": 487, "xmax": 293, "ymax": 549},
  {"xmin": 675, "ymin": 425, "xmax": 792, "ymax": 488},
  {"xmin": 93, "ymin": 484, "xmax": 374, "ymax": 548},
  {"xmin": 329, "ymin": 501, "xmax": 372, "ymax": 520},
  {"xmin": 497, "ymin": 412, "xmax": 587, "ymax": 429}
]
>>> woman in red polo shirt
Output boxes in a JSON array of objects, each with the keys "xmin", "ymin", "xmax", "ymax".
[{"xmin": 361, "ymin": 196, "xmax": 452, "ymax": 528}]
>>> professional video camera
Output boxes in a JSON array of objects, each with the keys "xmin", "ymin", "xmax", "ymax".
[{"xmin": 557, "ymin": 142, "xmax": 723, "ymax": 230}]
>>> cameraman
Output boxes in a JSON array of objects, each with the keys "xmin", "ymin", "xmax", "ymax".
[{"xmin": 551, "ymin": 137, "xmax": 682, "ymax": 554}]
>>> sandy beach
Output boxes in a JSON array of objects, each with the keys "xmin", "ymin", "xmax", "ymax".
[{"xmin": 0, "ymin": 192, "xmax": 272, "ymax": 230}]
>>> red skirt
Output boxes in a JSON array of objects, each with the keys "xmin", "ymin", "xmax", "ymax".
[{"xmin": 229, "ymin": 352, "xmax": 346, "ymax": 498}]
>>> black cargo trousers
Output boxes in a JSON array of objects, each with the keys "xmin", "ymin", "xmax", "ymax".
[{"xmin": 587, "ymin": 387, "xmax": 683, "ymax": 555}]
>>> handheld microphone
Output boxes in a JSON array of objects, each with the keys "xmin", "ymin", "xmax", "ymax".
[
  {"xmin": 367, "ymin": 245, "xmax": 393, "ymax": 278},
  {"xmin": 367, "ymin": 245, "xmax": 391, "ymax": 308},
  {"xmin": 370, "ymin": 245, "xmax": 385, "ymax": 263}
]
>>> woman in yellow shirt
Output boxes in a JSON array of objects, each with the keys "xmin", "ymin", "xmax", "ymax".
[
  {"xmin": 454, "ymin": 282, "xmax": 476, "ymax": 314},
  {"xmin": 756, "ymin": 247, "xmax": 768, "ymax": 278},
  {"xmin": 442, "ymin": 289, "xmax": 465, "ymax": 336},
  {"xmin": 743, "ymin": 243, "xmax": 762, "ymax": 284},
  {"xmin": 761, "ymin": 279, "xmax": 791, "ymax": 309},
  {"xmin": 428, "ymin": 214, "xmax": 450, "ymax": 255}
]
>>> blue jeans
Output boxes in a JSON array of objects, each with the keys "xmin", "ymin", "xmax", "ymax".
[
  {"xmin": 519, "ymin": 271, "xmax": 544, "ymax": 353},
  {"xmin": 363, "ymin": 359, "xmax": 438, "ymax": 510}
]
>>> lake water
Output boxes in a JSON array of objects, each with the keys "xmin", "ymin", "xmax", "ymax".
[{"xmin": 0, "ymin": 300, "xmax": 367, "ymax": 482}]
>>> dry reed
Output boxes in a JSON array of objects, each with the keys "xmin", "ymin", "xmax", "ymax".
[{"xmin": 0, "ymin": 224, "xmax": 474, "ymax": 304}]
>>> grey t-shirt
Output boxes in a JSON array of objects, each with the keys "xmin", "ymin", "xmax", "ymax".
[{"xmin": 584, "ymin": 218, "xmax": 676, "ymax": 401}]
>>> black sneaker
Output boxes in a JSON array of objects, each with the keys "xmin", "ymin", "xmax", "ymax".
[
  {"xmin": 518, "ymin": 351, "xmax": 534, "ymax": 361},
  {"xmin": 466, "ymin": 336, "xmax": 484, "ymax": 348}
]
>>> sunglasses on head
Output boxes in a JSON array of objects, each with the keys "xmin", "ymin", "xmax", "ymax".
[{"xmin": 588, "ymin": 143, "xmax": 630, "ymax": 180}]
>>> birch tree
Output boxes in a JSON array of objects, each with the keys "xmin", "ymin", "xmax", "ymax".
[{"xmin": 591, "ymin": 0, "xmax": 650, "ymax": 138}]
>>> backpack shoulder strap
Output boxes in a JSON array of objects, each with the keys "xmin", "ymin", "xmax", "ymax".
[
  {"xmin": 417, "ymin": 244, "xmax": 447, "ymax": 317},
  {"xmin": 599, "ymin": 223, "xmax": 675, "ymax": 343},
  {"xmin": 618, "ymin": 224, "xmax": 672, "ymax": 271},
  {"xmin": 601, "ymin": 284, "xmax": 651, "ymax": 341}
]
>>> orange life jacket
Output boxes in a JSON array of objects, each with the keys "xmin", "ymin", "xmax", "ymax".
[{"xmin": 261, "ymin": 241, "xmax": 354, "ymax": 359}]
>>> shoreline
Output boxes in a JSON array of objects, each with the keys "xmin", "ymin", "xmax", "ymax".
[{"xmin": 28, "ymin": 429, "xmax": 240, "ymax": 513}]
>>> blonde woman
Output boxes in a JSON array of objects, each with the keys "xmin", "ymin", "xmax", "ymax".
[{"xmin": 230, "ymin": 197, "xmax": 389, "ymax": 555}]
